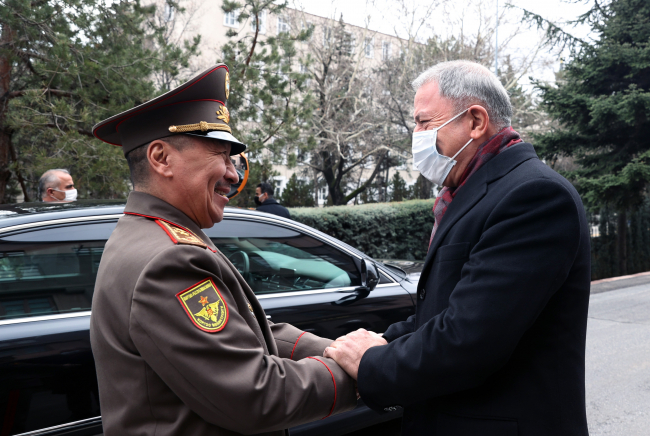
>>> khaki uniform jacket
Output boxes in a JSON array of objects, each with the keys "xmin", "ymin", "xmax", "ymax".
[{"xmin": 90, "ymin": 192, "xmax": 357, "ymax": 435}]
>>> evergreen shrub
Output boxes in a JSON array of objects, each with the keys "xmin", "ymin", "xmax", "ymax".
[{"xmin": 289, "ymin": 200, "xmax": 435, "ymax": 260}]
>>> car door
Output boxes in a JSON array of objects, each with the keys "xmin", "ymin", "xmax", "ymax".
[
  {"xmin": 0, "ymin": 217, "xmax": 119, "ymax": 436},
  {"xmin": 204, "ymin": 213, "xmax": 415, "ymax": 340}
]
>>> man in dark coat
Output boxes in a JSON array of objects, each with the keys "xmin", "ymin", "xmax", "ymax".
[
  {"xmin": 255, "ymin": 182, "xmax": 291, "ymax": 219},
  {"xmin": 325, "ymin": 60, "xmax": 591, "ymax": 436}
]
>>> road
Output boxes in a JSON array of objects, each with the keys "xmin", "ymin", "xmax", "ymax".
[{"xmin": 586, "ymin": 279, "xmax": 650, "ymax": 436}]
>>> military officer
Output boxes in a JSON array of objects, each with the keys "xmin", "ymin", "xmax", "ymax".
[{"xmin": 89, "ymin": 65, "xmax": 357, "ymax": 436}]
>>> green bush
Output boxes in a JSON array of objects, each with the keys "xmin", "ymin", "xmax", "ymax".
[{"xmin": 289, "ymin": 200, "xmax": 435, "ymax": 260}]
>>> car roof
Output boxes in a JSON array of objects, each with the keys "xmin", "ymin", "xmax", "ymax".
[
  {"xmin": 0, "ymin": 200, "xmax": 290, "ymax": 229},
  {"xmin": 0, "ymin": 201, "xmax": 401, "ymax": 281}
]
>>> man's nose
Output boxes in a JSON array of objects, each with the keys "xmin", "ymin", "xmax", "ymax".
[{"xmin": 224, "ymin": 161, "xmax": 239, "ymax": 184}]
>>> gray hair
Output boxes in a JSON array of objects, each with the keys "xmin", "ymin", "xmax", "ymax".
[
  {"xmin": 412, "ymin": 60, "xmax": 512, "ymax": 129},
  {"xmin": 39, "ymin": 169, "xmax": 69, "ymax": 200}
]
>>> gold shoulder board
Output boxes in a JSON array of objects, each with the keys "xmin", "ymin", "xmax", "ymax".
[{"xmin": 155, "ymin": 219, "xmax": 207, "ymax": 248}]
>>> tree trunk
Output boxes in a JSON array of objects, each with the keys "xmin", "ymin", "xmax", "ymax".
[
  {"xmin": 418, "ymin": 175, "xmax": 434, "ymax": 199},
  {"xmin": 617, "ymin": 209, "xmax": 628, "ymax": 276},
  {"xmin": 0, "ymin": 25, "xmax": 14, "ymax": 203}
]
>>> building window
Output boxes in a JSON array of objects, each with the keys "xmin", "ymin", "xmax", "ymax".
[
  {"xmin": 382, "ymin": 41, "xmax": 391, "ymax": 60},
  {"xmin": 224, "ymin": 10, "xmax": 239, "ymax": 28},
  {"xmin": 301, "ymin": 21, "xmax": 314, "ymax": 39},
  {"xmin": 343, "ymin": 32, "xmax": 355, "ymax": 55},
  {"xmin": 277, "ymin": 16, "xmax": 290, "ymax": 34},
  {"xmin": 250, "ymin": 11, "xmax": 266, "ymax": 33},
  {"xmin": 323, "ymin": 26, "xmax": 332, "ymax": 47},
  {"xmin": 364, "ymin": 38, "xmax": 374, "ymax": 58},
  {"xmin": 163, "ymin": 3, "xmax": 174, "ymax": 22}
]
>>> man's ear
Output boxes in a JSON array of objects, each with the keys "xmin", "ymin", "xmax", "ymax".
[
  {"xmin": 468, "ymin": 105, "xmax": 490, "ymax": 140},
  {"xmin": 147, "ymin": 140, "xmax": 175, "ymax": 179}
]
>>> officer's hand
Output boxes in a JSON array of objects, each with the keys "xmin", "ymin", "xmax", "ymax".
[{"xmin": 324, "ymin": 329, "xmax": 387, "ymax": 380}]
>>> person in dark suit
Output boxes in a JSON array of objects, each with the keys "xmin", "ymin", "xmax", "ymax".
[
  {"xmin": 255, "ymin": 182, "xmax": 291, "ymax": 219},
  {"xmin": 324, "ymin": 60, "xmax": 591, "ymax": 436}
]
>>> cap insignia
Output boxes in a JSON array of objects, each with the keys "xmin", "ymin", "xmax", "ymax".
[
  {"xmin": 216, "ymin": 106, "xmax": 230, "ymax": 124},
  {"xmin": 155, "ymin": 219, "xmax": 207, "ymax": 248},
  {"xmin": 176, "ymin": 278, "xmax": 229, "ymax": 332},
  {"xmin": 225, "ymin": 71, "xmax": 230, "ymax": 100}
]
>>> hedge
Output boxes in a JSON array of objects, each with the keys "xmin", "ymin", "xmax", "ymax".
[
  {"xmin": 289, "ymin": 197, "xmax": 650, "ymax": 280},
  {"xmin": 289, "ymin": 200, "xmax": 435, "ymax": 261}
]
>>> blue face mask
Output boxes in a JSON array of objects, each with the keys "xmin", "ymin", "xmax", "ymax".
[{"xmin": 412, "ymin": 109, "xmax": 473, "ymax": 186}]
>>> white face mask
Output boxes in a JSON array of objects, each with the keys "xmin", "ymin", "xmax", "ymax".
[
  {"xmin": 412, "ymin": 109, "xmax": 473, "ymax": 186},
  {"xmin": 51, "ymin": 188, "xmax": 78, "ymax": 202}
]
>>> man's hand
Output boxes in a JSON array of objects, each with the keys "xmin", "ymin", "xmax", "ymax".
[{"xmin": 324, "ymin": 329, "xmax": 387, "ymax": 380}]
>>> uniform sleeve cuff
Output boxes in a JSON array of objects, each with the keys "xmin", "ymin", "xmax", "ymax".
[{"xmin": 307, "ymin": 356, "xmax": 358, "ymax": 417}]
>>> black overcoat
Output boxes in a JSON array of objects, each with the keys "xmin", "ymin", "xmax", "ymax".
[
  {"xmin": 357, "ymin": 143, "xmax": 591, "ymax": 436},
  {"xmin": 256, "ymin": 198, "xmax": 291, "ymax": 219}
]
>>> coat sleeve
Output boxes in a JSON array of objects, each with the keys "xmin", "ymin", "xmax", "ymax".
[
  {"xmin": 357, "ymin": 178, "xmax": 585, "ymax": 411},
  {"xmin": 270, "ymin": 322, "xmax": 334, "ymax": 360},
  {"xmin": 382, "ymin": 314, "xmax": 417, "ymax": 342},
  {"xmin": 129, "ymin": 245, "xmax": 357, "ymax": 434}
]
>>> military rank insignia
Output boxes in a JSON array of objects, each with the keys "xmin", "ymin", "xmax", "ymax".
[
  {"xmin": 155, "ymin": 219, "xmax": 207, "ymax": 248},
  {"xmin": 176, "ymin": 278, "xmax": 229, "ymax": 332}
]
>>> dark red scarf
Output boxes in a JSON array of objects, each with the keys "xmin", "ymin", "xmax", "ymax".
[{"xmin": 429, "ymin": 126, "xmax": 522, "ymax": 247}]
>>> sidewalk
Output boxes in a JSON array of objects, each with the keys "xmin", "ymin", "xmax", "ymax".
[{"xmin": 590, "ymin": 271, "xmax": 650, "ymax": 294}]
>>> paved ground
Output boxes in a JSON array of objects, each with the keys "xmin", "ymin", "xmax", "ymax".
[{"xmin": 586, "ymin": 281, "xmax": 650, "ymax": 436}]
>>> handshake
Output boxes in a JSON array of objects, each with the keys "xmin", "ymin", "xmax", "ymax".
[{"xmin": 323, "ymin": 328, "xmax": 388, "ymax": 380}]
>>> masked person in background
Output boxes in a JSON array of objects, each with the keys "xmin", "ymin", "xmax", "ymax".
[
  {"xmin": 255, "ymin": 182, "xmax": 291, "ymax": 219},
  {"xmin": 39, "ymin": 169, "xmax": 77, "ymax": 202},
  {"xmin": 324, "ymin": 60, "xmax": 591, "ymax": 436}
]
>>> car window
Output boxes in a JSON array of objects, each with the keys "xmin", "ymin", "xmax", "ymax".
[
  {"xmin": 0, "ymin": 221, "xmax": 115, "ymax": 321},
  {"xmin": 205, "ymin": 219, "xmax": 362, "ymax": 295}
]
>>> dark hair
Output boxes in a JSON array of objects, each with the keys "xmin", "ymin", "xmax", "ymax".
[
  {"xmin": 257, "ymin": 182, "xmax": 274, "ymax": 196},
  {"xmin": 126, "ymin": 135, "xmax": 192, "ymax": 189}
]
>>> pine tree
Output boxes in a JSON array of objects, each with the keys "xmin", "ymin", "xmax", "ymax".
[
  {"xmin": 389, "ymin": 171, "xmax": 410, "ymax": 202},
  {"xmin": 530, "ymin": 0, "xmax": 650, "ymax": 275},
  {"xmin": 0, "ymin": 0, "xmax": 199, "ymax": 202},
  {"xmin": 280, "ymin": 173, "xmax": 315, "ymax": 207}
]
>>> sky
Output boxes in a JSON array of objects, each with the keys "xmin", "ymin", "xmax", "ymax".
[{"xmin": 290, "ymin": 0, "xmax": 596, "ymax": 86}]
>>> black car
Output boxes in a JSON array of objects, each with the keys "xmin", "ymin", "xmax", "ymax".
[{"xmin": 0, "ymin": 201, "xmax": 419, "ymax": 436}]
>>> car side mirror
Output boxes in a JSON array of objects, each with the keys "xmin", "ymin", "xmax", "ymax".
[
  {"xmin": 332, "ymin": 259, "xmax": 379, "ymax": 306},
  {"xmin": 360, "ymin": 258, "xmax": 379, "ymax": 293}
]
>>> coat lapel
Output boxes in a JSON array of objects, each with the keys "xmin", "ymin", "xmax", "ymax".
[
  {"xmin": 418, "ymin": 169, "xmax": 488, "ymax": 287},
  {"xmin": 417, "ymin": 143, "xmax": 538, "ymax": 289}
]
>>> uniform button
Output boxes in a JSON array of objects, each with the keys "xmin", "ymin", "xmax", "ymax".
[{"xmin": 418, "ymin": 288, "xmax": 425, "ymax": 299}]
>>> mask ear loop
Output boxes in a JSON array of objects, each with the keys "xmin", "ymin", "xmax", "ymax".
[
  {"xmin": 451, "ymin": 138, "xmax": 473, "ymax": 160},
  {"xmin": 436, "ymin": 108, "xmax": 469, "ymax": 132}
]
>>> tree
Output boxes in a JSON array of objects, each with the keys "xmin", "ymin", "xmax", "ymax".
[
  {"xmin": 219, "ymin": 0, "xmax": 314, "ymax": 208},
  {"xmin": 0, "ymin": 0, "xmax": 199, "ymax": 202},
  {"xmin": 280, "ymin": 173, "xmax": 315, "ymax": 207},
  {"xmin": 294, "ymin": 16, "xmax": 395, "ymax": 206},
  {"xmin": 389, "ymin": 171, "xmax": 411, "ymax": 202},
  {"xmin": 527, "ymin": 0, "xmax": 650, "ymax": 275}
]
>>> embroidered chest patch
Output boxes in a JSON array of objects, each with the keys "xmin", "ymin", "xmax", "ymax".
[{"xmin": 176, "ymin": 278, "xmax": 229, "ymax": 332}]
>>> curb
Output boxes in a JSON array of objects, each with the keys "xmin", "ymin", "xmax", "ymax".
[{"xmin": 590, "ymin": 271, "xmax": 650, "ymax": 294}]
